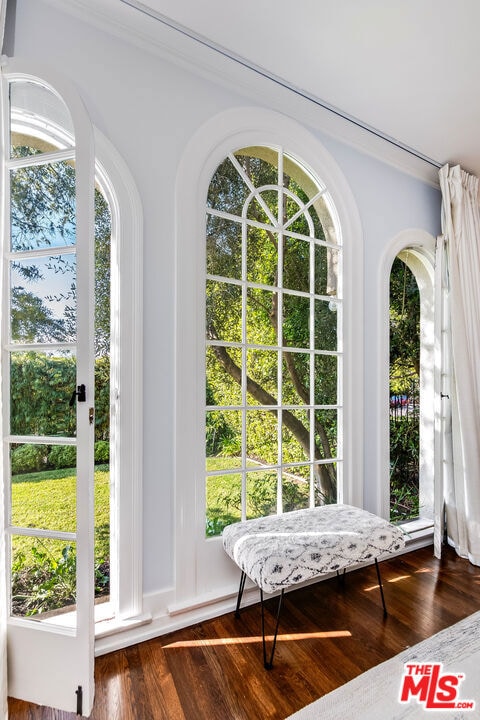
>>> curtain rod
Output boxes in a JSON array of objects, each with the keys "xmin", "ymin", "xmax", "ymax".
[{"xmin": 120, "ymin": 0, "xmax": 442, "ymax": 170}]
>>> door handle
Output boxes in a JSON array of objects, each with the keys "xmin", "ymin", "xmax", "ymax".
[{"xmin": 69, "ymin": 384, "xmax": 86, "ymax": 406}]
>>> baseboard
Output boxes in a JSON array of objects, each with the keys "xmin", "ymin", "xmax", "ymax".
[{"xmin": 95, "ymin": 538, "xmax": 434, "ymax": 657}]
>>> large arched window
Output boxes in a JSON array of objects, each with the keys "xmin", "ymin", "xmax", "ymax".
[
  {"xmin": 205, "ymin": 147, "xmax": 341, "ymax": 536},
  {"xmin": 174, "ymin": 108, "xmax": 362, "ymax": 610}
]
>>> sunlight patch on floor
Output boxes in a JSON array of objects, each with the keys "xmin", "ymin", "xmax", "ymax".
[
  {"xmin": 363, "ymin": 573, "xmax": 411, "ymax": 592},
  {"xmin": 163, "ymin": 630, "xmax": 351, "ymax": 649}
]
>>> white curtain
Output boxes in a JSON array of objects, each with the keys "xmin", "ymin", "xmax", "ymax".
[
  {"xmin": 1, "ymin": 2, "xmax": 8, "ymax": 716},
  {"xmin": 438, "ymin": 163, "xmax": 480, "ymax": 565}
]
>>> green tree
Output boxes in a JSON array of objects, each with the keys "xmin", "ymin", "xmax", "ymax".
[
  {"xmin": 390, "ymin": 257, "xmax": 420, "ymax": 388},
  {"xmin": 11, "ymin": 287, "xmax": 66, "ymax": 343},
  {"xmin": 206, "ymin": 151, "xmax": 338, "ymax": 502},
  {"xmin": 10, "ymin": 142, "xmax": 111, "ymax": 356}
]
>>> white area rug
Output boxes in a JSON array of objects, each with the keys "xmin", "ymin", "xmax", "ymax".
[{"xmin": 286, "ymin": 611, "xmax": 480, "ymax": 720}]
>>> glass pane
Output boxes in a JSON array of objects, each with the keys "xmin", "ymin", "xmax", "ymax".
[
  {"xmin": 246, "ymin": 410, "xmax": 277, "ymax": 466},
  {"xmin": 307, "ymin": 203, "xmax": 327, "ymax": 241},
  {"xmin": 206, "ymin": 215, "xmax": 242, "ymax": 279},
  {"xmin": 283, "ymin": 236, "xmax": 310, "ymax": 293},
  {"xmin": 206, "ymin": 410, "xmax": 242, "ymax": 463},
  {"xmin": 206, "ymin": 346, "xmax": 242, "ymax": 407},
  {"xmin": 283, "ymin": 293, "xmax": 310, "ymax": 349},
  {"xmin": 284, "ymin": 201, "xmax": 312, "ymax": 238},
  {"xmin": 206, "ymin": 472, "xmax": 242, "ymax": 537},
  {"xmin": 10, "ymin": 160, "xmax": 76, "ymax": 251},
  {"xmin": 207, "ymin": 156, "xmax": 250, "ymax": 215},
  {"xmin": 10, "ymin": 254, "xmax": 76, "ymax": 344},
  {"xmin": 315, "ymin": 245, "xmax": 339, "ymax": 297},
  {"xmin": 282, "ymin": 468, "xmax": 310, "ymax": 512},
  {"xmin": 11, "ymin": 446, "xmax": 76, "ymax": 532},
  {"xmin": 11, "ymin": 536, "xmax": 77, "ymax": 619},
  {"xmin": 10, "ymin": 350, "xmax": 77, "ymax": 437},
  {"xmin": 246, "ymin": 226, "xmax": 277, "ymax": 286},
  {"xmin": 246, "ymin": 469, "xmax": 278, "ymax": 519},
  {"xmin": 246, "ymin": 288, "xmax": 278, "ymax": 346},
  {"xmin": 94, "ymin": 465, "xmax": 110, "ymax": 601},
  {"xmin": 315, "ymin": 409, "xmax": 338, "ymax": 460},
  {"xmin": 282, "ymin": 351, "xmax": 310, "ymax": 405},
  {"xmin": 258, "ymin": 188, "xmax": 278, "ymax": 221},
  {"xmin": 206, "ymin": 279, "xmax": 242, "ymax": 343},
  {"xmin": 94, "ymin": 187, "xmax": 112, "ymax": 358},
  {"xmin": 314, "ymin": 354, "xmax": 338, "ymax": 405},
  {"xmin": 313, "ymin": 464, "xmax": 337, "ymax": 506},
  {"xmin": 315, "ymin": 298, "xmax": 337, "ymax": 351},
  {"xmin": 246, "ymin": 349, "xmax": 278, "ymax": 405},
  {"xmin": 10, "ymin": 81, "xmax": 74, "ymax": 158},
  {"xmin": 282, "ymin": 409, "xmax": 310, "ymax": 464},
  {"xmin": 235, "ymin": 148, "xmax": 279, "ymax": 181},
  {"xmin": 246, "ymin": 196, "xmax": 273, "ymax": 225}
]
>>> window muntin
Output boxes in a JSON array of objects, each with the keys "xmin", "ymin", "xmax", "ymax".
[{"xmin": 205, "ymin": 146, "xmax": 342, "ymax": 535}]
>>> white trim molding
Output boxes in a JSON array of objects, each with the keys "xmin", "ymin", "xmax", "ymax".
[
  {"xmin": 174, "ymin": 106, "xmax": 364, "ymax": 608},
  {"xmin": 43, "ymin": 0, "xmax": 440, "ymax": 188}
]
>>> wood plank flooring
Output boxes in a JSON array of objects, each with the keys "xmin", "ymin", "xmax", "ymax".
[{"xmin": 8, "ymin": 545, "xmax": 480, "ymax": 719}]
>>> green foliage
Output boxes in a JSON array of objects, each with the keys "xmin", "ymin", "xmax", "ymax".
[
  {"xmin": 390, "ymin": 417, "xmax": 420, "ymax": 522},
  {"xmin": 10, "ymin": 467, "xmax": 110, "ymax": 615},
  {"xmin": 389, "ymin": 257, "xmax": 421, "ymax": 522},
  {"xmin": 10, "ymin": 144, "xmax": 111, "ymax": 356},
  {"xmin": 94, "ymin": 440, "xmax": 110, "ymax": 463},
  {"xmin": 205, "ymin": 456, "xmax": 311, "ymax": 536},
  {"xmin": 206, "ymin": 148, "xmax": 338, "ymax": 505},
  {"xmin": 390, "ymin": 257, "xmax": 420, "ymax": 379},
  {"xmin": 11, "ymin": 444, "xmax": 48, "ymax": 474},
  {"xmin": 12, "ymin": 542, "xmax": 77, "ymax": 616},
  {"xmin": 10, "ymin": 353, "xmax": 110, "ymax": 442},
  {"xmin": 47, "ymin": 445, "xmax": 77, "ymax": 470}
]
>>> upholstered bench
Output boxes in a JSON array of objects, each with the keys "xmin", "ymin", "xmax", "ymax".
[{"xmin": 222, "ymin": 504, "xmax": 406, "ymax": 668}]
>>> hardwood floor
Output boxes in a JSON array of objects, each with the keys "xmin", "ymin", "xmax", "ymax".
[{"xmin": 8, "ymin": 545, "xmax": 480, "ymax": 719}]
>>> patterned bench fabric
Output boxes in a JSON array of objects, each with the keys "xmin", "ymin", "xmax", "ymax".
[{"xmin": 222, "ymin": 504, "xmax": 406, "ymax": 594}]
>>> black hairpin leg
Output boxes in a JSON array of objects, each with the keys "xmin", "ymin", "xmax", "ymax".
[
  {"xmin": 375, "ymin": 558, "xmax": 387, "ymax": 616},
  {"xmin": 235, "ymin": 570, "xmax": 247, "ymax": 618},
  {"xmin": 260, "ymin": 588, "xmax": 284, "ymax": 670},
  {"xmin": 336, "ymin": 567, "xmax": 346, "ymax": 588}
]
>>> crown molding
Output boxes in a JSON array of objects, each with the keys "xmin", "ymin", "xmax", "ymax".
[{"xmin": 42, "ymin": 0, "xmax": 440, "ymax": 188}]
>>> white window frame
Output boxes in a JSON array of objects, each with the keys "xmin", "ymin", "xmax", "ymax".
[
  {"xmin": 378, "ymin": 229, "xmax": 436, "ymax": 534},
  {"xmin": 174, "ymin": 107, "xmax": 363, "ymax": 608}
]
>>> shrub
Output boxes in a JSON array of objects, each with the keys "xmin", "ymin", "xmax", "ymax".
[
  {"xmin": 11, "ymin": 444, "xmax": 48, "ymax": 475},
  {"xmin": 48, "ymin": 445, "xmax": 77, "ymax": 470},
  {"xmin": 94, "ymin": 440, "xmax": 109, "ymax": 464}
]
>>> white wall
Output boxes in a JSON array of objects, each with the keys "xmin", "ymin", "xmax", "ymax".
[{"xmin": 11, "ymin": 0, "xmax": 441, "ymax": 628}]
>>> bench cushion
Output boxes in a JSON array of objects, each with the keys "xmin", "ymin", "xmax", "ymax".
[{"xmin": 222, "ymin": 504, "xmax": 406, "ymax": 593}]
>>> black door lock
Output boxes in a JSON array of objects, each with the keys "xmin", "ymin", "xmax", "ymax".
[{"xmin": 69, "ymin": 384, "xmax": 86, "ymax": 406}]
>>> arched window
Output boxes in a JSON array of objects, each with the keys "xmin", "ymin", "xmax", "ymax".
[
  {"xmin": 174, "ymin": 108, "xmax": 362, "ymax": 609},
  {"xmin": 379, "ymin": 230, "xmax": 435, "ymax": 534},
  {"xmin": 205, "ymin": 146, "xmax": 341, "ymax": 535}
]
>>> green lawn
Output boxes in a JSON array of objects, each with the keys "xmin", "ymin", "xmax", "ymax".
[
  {"xmin": 10, "ymin": 465, "xmax": 110, "ymax": 616},
  {"xmin": 11, "ymin": 465, "xmax": 110, "ymax": 564}
]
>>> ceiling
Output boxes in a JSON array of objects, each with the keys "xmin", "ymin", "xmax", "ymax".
[{"xmin": 132, "ymin": 0, "xmax": 480, "ymax": 177}]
